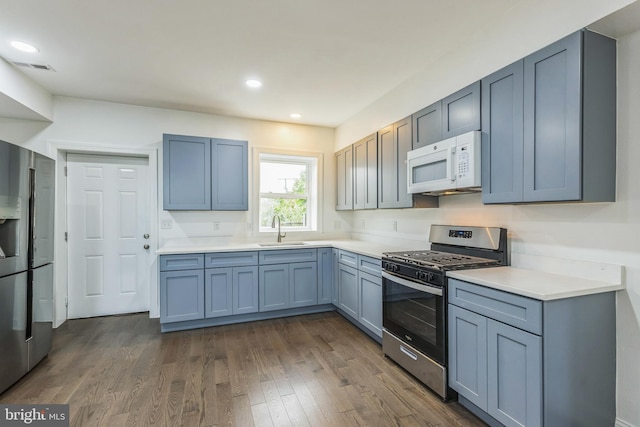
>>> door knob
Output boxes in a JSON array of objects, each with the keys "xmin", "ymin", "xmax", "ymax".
[
  {"xmin": 143, "ymin": 233, "xmax": 150, "ymax": 239},
  {"xmin": 143, "ymin": 244, "xmax": 150, "ymax": 250}
]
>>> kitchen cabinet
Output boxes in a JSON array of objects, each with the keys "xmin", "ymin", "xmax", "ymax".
[
  {"xmin": 378, "ymin": 117, "xmax": 412, "ymax": 209},
  {"xmin": 336, "ymin": 250, "xmax": 382, "ymax": 340},
  {"xmin": 448, "ymin": 278, "xmax": 615, "ymax": 427},
  {"xmin": 338, "ymin": 263, "xmax": 358, "ymax": 319},
  {"xmin": 259, "ymin": 248, "xmax": 318, "ymax": 312},
  {"xmin": 163, "ymin": 134, "xmax": 248, "ymax": 211},
  {"xmin": 412, "ymin": 101, "xmax": 442, "ymax": 149},
  {"xmin": 335, "ymin": 145, "xmax": 353, "ymax": 210},
  {"xmin": 332, "ymin": 249, "xmax": 339, "ymax": 306},
  {"xmin": 353, "ymin": 133, "xmax": 378, "ymax": 209},
  {"xmin": 159, "ymin": 253, "xmax": 206, "ymax": 323},
  {"xmin": 378, "ymin": 117, "xmax": 439, "ymax": 209},
  {"xmin": 358, "ymin": 271, "xmax": 382, "ymax": 337},
  {"xmin": 204, "ymin": 251, "xmax": 259, "ymax": 317},
  {"xmin": 482, "ymin": 29, "xmax": 616, "ymax": 204},
  {"xmin": 442, "ymin": 81, "xmax": 481, "ymax": 139},
  {"xmin": 317, "ymin": 247, "xmax": 333, "ymax": 304},
  {"xmin": 211, "ymin": 138, "xmax": 249, "ymax": 210}
]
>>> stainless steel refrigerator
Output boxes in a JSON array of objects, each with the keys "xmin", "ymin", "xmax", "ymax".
[{"xmin": 0, "ymin": 139, "xmax": 54, "ymax": 394}]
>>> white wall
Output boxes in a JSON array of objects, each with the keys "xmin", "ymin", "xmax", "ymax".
[
  {"xmin": 0, "ymin": 58, "xmax": 53, "ymax": 121},
  {"xmin": 335, "ymin": 19, "xmax": 640, "ymax": 427},
  {"xmin": 9, "ymin": 96, "xmax": 340, "ymax": 327}
]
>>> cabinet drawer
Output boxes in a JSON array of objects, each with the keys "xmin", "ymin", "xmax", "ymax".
[
  {"xmin": 448, "ymin": 279, "xmax": 542, "ymax": 335},
  {"xmin": 338, "ymin": 250, "xmax": 358, "ymax": 268},
  {"xmin": 358, "ymin": 255, "xmax": 381, "ymax": 277},
  {"xmin": 259, "ymin": 248, "xmax": 317, "ymax": 265},
  {"xmin": 205, "ymin": 251, "xmax": 258, "ymax": 268},
  {"xmin": 160, "ymin": 254, "xmax": 204, "ymax": 271}
]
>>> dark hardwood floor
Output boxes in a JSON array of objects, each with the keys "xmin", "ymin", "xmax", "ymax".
[{"xmin": 1, "ymin": 312, "xmax": 487, "ymax": 426}]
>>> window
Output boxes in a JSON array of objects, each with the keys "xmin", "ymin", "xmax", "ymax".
[{"xmin": 258, "ymin": 152, "xmax": 319, "ymax": 232}]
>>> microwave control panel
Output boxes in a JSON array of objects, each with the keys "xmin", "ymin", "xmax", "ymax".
[{"xmin": 454, "ymin": 131, "xmax": 481, "ymax": 188}]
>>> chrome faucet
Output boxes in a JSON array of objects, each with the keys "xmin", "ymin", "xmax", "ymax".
[{"xmin": 271, "ymin": 215, "xmax": 286, "ymax": 243}]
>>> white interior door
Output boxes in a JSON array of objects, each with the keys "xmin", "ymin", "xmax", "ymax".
[{"xmin": 67, "ymin": 154, "xmax": 150, "ymax": 318}]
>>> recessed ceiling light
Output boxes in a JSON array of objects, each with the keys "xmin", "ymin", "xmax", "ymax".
[
  {"xmin": 290, "ymin": 113, "xmax": 302, "ymax": 119},
  {"xmin": 10, "ymin": 40, "xmax": 39, "ymax": 53},
  {"xmin": 245, "ymin": 79, "xmax": 262, "ymax": 88}
]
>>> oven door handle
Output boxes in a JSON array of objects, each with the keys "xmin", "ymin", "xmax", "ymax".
[{"xmin": 382, "ymin": 271, "xmax": 443, "ymax": 296}]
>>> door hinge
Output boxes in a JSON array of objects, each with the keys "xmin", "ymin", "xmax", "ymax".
[
  {"xmin": 65, "ymin": 296, "xmax": 68, "ymax": 307},
  {"xmin": 64, "ymin": 166, "xmax": 67, "ymax": 176},
  {"xmin": 64, "ymin": 232, "xmax": 68, "ymax": 241}
]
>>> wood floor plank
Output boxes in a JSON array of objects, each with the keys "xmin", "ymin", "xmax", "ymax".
[{"xmin": 0, "ymin": 312, "xmax": 488, "ymax": 427}]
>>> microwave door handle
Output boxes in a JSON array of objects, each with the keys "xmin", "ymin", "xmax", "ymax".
[
  {"xmin": 382, "ymin": 272, "xmax": 443, "ymax": 296},
  {"xmin": 449, "ymin": 146, "xmax": 456, "ymax": 183}
]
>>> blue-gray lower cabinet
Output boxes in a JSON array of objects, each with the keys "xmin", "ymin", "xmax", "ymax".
[
  {"xmin": 332, "ymin": 249, "xmax": 339, "ymax": 306},
  {"xmin": 449, "ymin": 305, "xmax": 542, "ymax": 427},
  {"xmin": 259, "ymin": 262, "xmax": 318, "ymax": 312},
  {"xmin": 160, "ymin": 269, "xmax": 205, "ymax": 323},
  {"xmin": 338, "ymin": 263, "xmax": 358, "ymax": 319},
  {"xmin": 205, "ymin": 266, "xmax": 258, "ymax": 317},
  {"xmin": 317, "ymin": 248, "xmax": 333, "ymax": 304},
  {"xmin": 259, "ymin": 264, "xmax": 289, "ymax": 312},
  {"xmin": 358, "ymin": 271, "xmax": 382, "ymax": 337},
  {"xmin": 448, "ymin": 278, "xmax": 615, "ymax": 427},
  {"xmin": 232, "ymin": 266, "xmax": 259, "ymax": 314}
]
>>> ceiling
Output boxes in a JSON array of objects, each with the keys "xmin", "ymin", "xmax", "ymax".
[{"xmin": 0, "ymin": 0, "xmax": 638, "ymax": 128}]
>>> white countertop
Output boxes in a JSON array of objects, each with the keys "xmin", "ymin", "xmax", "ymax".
[
  {"xmin": 156, "ymin": 239, "xmax": 410, "ymax": 259},
  {"xmin": 448, "ymin": 266, "xmax": 625, "ymax": 301}
]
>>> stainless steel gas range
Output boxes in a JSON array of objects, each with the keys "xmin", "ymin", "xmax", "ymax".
[{"xmin": 381, "ymin": 225, "xmax": 508, "ymax": 400}]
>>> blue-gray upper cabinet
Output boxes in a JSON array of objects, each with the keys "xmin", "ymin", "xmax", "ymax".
[
  {"xmin": 481, "ymin": 60, "xmax": 525, "ymax": 204},
  {"xmin": 482, "ymin": 29, "xmax": 616, "ymax": 204},
  {"xmin": 353, "ymin": 133, "xmax": 378, "ymax": 210},
  {"xmin": 378, "ymin": 116, "xmax": 412, "ymax": 209},
  {"xmin": 412, "ymin": 101, "xmax": 442, "ymax": 150},
  {"xmin": 442, "ymin": 81, "xmax": 481, "ymax": 139},
  {"xmin": 163, "ymin": 134, "xmax": 211, "ymax": 210},
  {"xmin": 163, "ymin": 134, "xmax": 248, "ymax": 211},
  {"xmin": 211, "ymin": 138, "xmax": 248, "ymax": 210},
  {"xmin": 335, "ymin": 145, "xmax": 353, "ymax": 210}
]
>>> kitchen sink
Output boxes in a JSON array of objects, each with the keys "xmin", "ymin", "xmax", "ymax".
[{"xmin": 258, "ymin": 241, "xmax": 307, "ymax": 247}]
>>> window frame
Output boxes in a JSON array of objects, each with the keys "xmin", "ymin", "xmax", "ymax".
[{"xmin": 253, "ymin": 148, "xmax": 323, "ymax": 235}]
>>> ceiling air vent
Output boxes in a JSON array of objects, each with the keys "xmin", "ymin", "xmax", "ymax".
[{"xmin": 12, "ymin": 61, "xmax": 55, "ymax": 71}]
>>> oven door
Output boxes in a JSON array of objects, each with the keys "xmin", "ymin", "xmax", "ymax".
[{"xmin": 382, "ymin": 271, "xmax": 446, "ymax": 365}]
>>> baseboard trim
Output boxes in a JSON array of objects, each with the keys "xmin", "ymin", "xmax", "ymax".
[{"xmin": 616, "ymin": 418, "xmax": 637, "ymax": 427}]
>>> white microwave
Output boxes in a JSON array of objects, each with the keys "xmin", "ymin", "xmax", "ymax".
[{"xmin": 407, "ymin": 130, "xmax": 481, "ymax": 195}]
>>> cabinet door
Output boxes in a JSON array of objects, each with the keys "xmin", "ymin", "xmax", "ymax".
[
  {"xmin": 204, "ymin": 268, "xmax": 233, "ymax": 318},
  {"xmin": 259, "ymin": 264, "xmax": 289, "ymax": 312},
  {"xmin": 163, "ymin": 134, "xmax": 211, "ymax": 210},
  {"xmin": 332, "ymin": 249, "xmax": 339, "ymax": 306},
  {"xmin": 358, "ymin": 271, "xmax": 382, "ymax": 338},
  {"xmin": 487, "ymin": 319, "xmax": 542, "ymax": 427},
  {"xmin": 290, "ymin": 262, "xmax": 318, "ymax": 308},
  {"xmin": 523, "ymin": 31, "xmax": 581, "ymax": 202},
  {"xmin": 338, "ymin": 264, "xmax": 358, "ymax": 319},
  {"xmin": 160, "ymin": 269, "xmax": 204, "ymax": 323},
  {"xmin": 211, "ymin": 138, "xmax": 248, "ymax": 210},
  {"xmin": 233, "ymin": 266, "xmax": 259, "ymax": 315},
  {"xmin": 353, "ymin": 133, "xmax": 378, "ymax": 210},
  {"xmin": 412, "ymin": 101, "xmax": 442, "ymax": 149},
  {"xmin": 378, "ymin": 117, "xmax": 412, "ymax": 209},
  {"xmin": 335, "ymin": 146, "xmax": 353, "ymax": 210},
  {"xmin": 481, "ymin": 61, "xmax": 524, "ymax": 204},
  {"xmin": 442, "ymin": 81, "xmax": 481, "ymax": 139},
  {"xmin": 448, "ymin": 305, "xmax": 488, "ymax": 411},
  {"xmin": 317, "ymin": 248, "xmax": 333, "ymax": 304}
]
